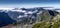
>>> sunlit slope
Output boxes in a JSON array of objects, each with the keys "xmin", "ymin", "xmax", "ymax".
[{"xmin": 32, "ymin": 12, "xmax": 60, "ymax": 28}]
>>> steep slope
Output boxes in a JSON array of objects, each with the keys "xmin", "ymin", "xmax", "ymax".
[{"xmin": 0, "ymin": 12, "xmax": 16, "ymax": 27}]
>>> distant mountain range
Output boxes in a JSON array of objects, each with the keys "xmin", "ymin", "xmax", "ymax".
[{"xmin": 0, "ymin": 7, "xmax": 59, "ymax": 27}]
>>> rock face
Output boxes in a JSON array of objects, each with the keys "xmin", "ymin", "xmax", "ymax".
[{"xmin": 39, "ymin": 10, "xmax": 59, "ymax": 21}]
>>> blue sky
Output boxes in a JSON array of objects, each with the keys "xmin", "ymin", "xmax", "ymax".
[
  {"xmin": 0, "ymin": 0, "xmax": 60, "ymax": 8},
  {"xmin": 0, "ymin": 0, "xmax": 60, "ymax": 4}
]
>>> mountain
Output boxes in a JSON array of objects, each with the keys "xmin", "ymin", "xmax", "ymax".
[
  {"xmin": 7, "ymin": 7, "xmax": 59, "ymax": 24},
  {"xmin": 0, "ymin": 12, "xmax": 16, "ymax": 27},
  {"xmin": 0, "ymin": 7, "xmax": 59, "ymax": 27}
]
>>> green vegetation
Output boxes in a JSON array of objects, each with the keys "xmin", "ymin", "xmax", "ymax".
[
  {"xmin": 32, "ymin": 19, "xmax": 60, "ymax": 28},
  {"xmin": 32, "ymin": 22, "xmax": 45, "ymax": 28},
  {"xmin": 32, "ymin": 21, "xmax": 50, "ymax": 28}
]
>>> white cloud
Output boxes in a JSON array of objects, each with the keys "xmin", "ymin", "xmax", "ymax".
[{"xmin": 0, "ymin": 4, "xmax": 60, "ymax": 11}]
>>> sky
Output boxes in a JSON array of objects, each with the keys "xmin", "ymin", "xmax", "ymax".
[{"xmin": 0, "ymin": 0, "xmax": 60, "ymax": 8}]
